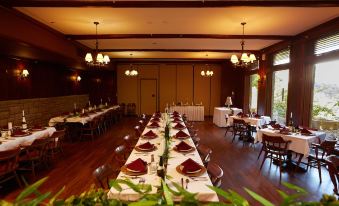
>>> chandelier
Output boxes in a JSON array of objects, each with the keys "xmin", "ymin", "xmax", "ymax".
[
  {"xmin": 125, "ymin": 64, "xmax": 139, "ymax": 76},
  {"xmin": 200, "ymin": 64, "xmax": 213, "ymax": 77},
  {"xmin": 230, "ymin": 22, "xmax": 256, "ymax": 67},
  {"xmin": 85, "ymin": 22, "xmax": 110, "ymax": 66}
]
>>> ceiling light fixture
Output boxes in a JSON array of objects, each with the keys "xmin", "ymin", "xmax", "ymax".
[
  {"xmin": 85, "ymin": 22, "xmax": 110, "ymax": 67},
  {"xmin": 125, "ymin": 64, "xmax": 138, "ymax": 76},
  {"xmin": 230, "ymin": 22, "xmax": 257, "ymax": 67}
]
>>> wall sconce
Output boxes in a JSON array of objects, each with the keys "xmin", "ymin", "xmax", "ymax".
[
  {"xmin": 21, "ymin": 69, "xmax": 29, "ymax": 78},
  {"xmin": 258, "ymin": 74, "xmax": 266, "ymax": 87},
  {"xmin": 76, "ymin": 75, "xmax": 81, "ymax": 82}
]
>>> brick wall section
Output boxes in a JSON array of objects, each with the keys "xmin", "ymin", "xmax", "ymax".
[{"xmin": 0, "ymin": 95, "xmax": 89, "ymax": 127}]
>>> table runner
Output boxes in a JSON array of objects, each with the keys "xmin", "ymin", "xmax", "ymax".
[
  {"xmin": 0, "ymin": 127, "xmax": 56, "ymax": 151},
  {"xmin": 107, "ymin": 113, "xmax": 218, "ymax": 202}
]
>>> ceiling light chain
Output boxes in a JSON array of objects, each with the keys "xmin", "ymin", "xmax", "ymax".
[
  {"xmin": 230, "ymin": 22, "xmax": 257, "ymax": 68},
  {"xmin": 85, "ymin": 22, "xmax": 110, "ymax": 67}
]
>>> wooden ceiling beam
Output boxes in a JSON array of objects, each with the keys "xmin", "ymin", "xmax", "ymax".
[
  {"xmin": 68, "ymin": 34, "xmax": 290, "ymax": 40},
  {"xmin": 99, "ymin": 49, "xmax": 259, "ymax": 54},
  {"xmin": 2, "ymin": 0, "xmax": 339, "ymax": 8}
]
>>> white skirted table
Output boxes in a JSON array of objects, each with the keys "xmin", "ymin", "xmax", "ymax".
[
  {"xmin": 227, "ymin": 115, "xmax": 271, "ymax": 129},
  {"xmin": 0, "ymin": 127, "xmax": 56, "ymax": 151},
  {"xmin": 107, "ymin": 113, "xmax": 218, "ymax": 202},
  {"xmin": 168, "ymin": 106, "xmax": 204, "ymax": 121},
  {"xmin": 212, "ymin": 107, "xmax": 243, "ymax": 127}
]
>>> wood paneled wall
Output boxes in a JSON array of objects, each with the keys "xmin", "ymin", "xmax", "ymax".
[
  {"xmin": 117, "ymin": 62, "xmax": 245, "ymax": 116},
  {"xmin": 0, "ymin": 55, "xmax": 117, "ymax": 105}
]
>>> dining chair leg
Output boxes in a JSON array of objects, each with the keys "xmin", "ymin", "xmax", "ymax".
[
  {"xmin": 278, "ymin": 155, "xmax": 282, "ymax": 182},
  {"xmin": 14, "ymin": 172, "xmax": 22, "ymax": 188},
  {"xmin": 231, "ymin": 132, "xmax": 237, "ymax": 143},
  {"xmin": 317, "ymin": 160, "xmax": 322, "ymax": 183},
  {"xmin": 260, "ymin": 152, "xmax": 267, "ymax": 170}
]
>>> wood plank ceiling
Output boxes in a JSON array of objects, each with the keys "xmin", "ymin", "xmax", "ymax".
[{"xmin": 3, "ymin": 0, "xmax": 339, "ymax": 60}]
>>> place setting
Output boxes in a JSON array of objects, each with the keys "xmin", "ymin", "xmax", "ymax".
[
  {"xmin": 135, "ymin": 141, "xmax": 157, "ymax": 153},
  {"xmin": 172, "ymin": 122, "xmax": 186, "ymax": 130},
  {"xmin": 141, "ymin": 130, "xmax": 158, "ymax": 139},
  {"xmin": 121, "ymin": 158, "xmax": 148, "ymax": 176}
]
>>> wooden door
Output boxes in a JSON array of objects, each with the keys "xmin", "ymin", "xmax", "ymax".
[{"xmin": 140, "ymin": 79, "xmax": 157, "ymax": 115}]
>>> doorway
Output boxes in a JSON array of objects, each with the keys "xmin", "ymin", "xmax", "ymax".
[{"xmin": 140, "ymin": 79, "xmax": 157, "ymax": 115}]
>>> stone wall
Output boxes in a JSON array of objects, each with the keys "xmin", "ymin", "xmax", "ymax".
[{"xmin": 0, "ymin": 95, "xmax": 89, "ymax": 127}]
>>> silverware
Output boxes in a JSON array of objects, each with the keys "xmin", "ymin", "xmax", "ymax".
[
  {"xmin": 185, "ymin": 178, "xmax": 189, "ymax": 189},
  {"xmin": 181, "ymin": 177, "xmax": 184, "ymax": 188}
]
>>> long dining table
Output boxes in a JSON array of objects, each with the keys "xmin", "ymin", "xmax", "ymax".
[
  {"xmin": 107, "ymin": 113, "xmax": 218, "ymax": 202},
  {"xmin": 48, "ymin": 105, "xmax": 119, "ymax": 126},
  {"xmin": 0, "ymin": 127, "xmax": 56, "ymax": 151}
]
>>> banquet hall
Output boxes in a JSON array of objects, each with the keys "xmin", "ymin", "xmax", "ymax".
[{"xmin": 0, "ymin": 1, "xmax": 339, "ymax": 205}]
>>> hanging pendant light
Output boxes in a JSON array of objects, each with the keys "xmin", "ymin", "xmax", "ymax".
[
  {"xmin": 230, "ymin": 22, "xmax": 257, "ymax": 67},
  {"xmin": 85, "ymin": 22, "xmax": 110, "ymax": 67}
]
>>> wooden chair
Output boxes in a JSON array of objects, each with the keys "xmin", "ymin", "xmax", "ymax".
[
  {"xmin": 18, "ymin": 138, "xmax": 49, "ymax": 178},
  {"xmin": 325, "ymin": 155, "xmax": 339, "ymax": 195},
  {"xmin": 123, "ymin": 135, "xmax": 135, "ymax": 153},
  {"xmin": 232, "ymin": 119, "xmax": 248, "ymax": 143},
  {"xmin": 207, "ymin": 162, "xmax": 224, "ymax": 188},
  {"xmin": 260, "ymin": 134, "xmax": 291, "ymax": 182},
  {"xmin": 0, "ymin": 148, "xmax": 22, "ymax": 188},
  {"xmin": 47, "ymin": 129, "xmax": 66, "ymax": 158},
  {"xmin": 112, "ymin": 145, "xmax": 127, "ymax": 169},
  {"xmin": 134, "ymin": 126, "xmax": 142, "ymax": 139},
  {"xmin": 92, "ymin": 164, "xmax": 115, "ymax": 189},
  {"xmin": 307, "ymin": 139, "xmax": 337, "ymax": 183},
  {"xmin": 81, "ymin": 118, "xmax": 99, "ymax": 141},
  {"xmin": 224, "ymin": 114, "xmax": 234, "ymax": 137},
  {"xmin": 197, "ymin": 144, "xmax": 212, "ymax": 167}
]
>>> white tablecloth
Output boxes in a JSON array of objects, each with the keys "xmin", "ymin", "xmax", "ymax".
[
  {"xmin": 213, "ymin": 107, "xmax": 243, "ymax": 127},
  {"xmin": 169, "ymin": 106, "xmax": 204, "ymax": 121},
  {"xmin": 227, "ymin": 115, "xmax": 271, "ymax": 129},
  {"xmin": 107, "ymin": 114, "xmax": 218, "ymax": 202},
  {"xmin": 0, "ymin": 127, "xmax": 56, "ymax": 151},
  {"xmin": 255, "ymin": 128, "xmax": 326, "ymax": 156},
  {"xmin": 48, "ymin": 106, "xmax": 119, "ymax": 126}
]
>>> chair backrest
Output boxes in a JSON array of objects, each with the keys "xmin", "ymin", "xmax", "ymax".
[
  {"xmin": 123, "ymin": 135, "xmax": 133, "ymax": 147},
  {"xmin": 233, "ymin": 119, "xmax": 247, "ymax": 129},
  {"xmin": 49, "ymin": 129, "xmax": 66, "ymax": 148},
  {"xmin": 262, "ymin": 134, "xmax": 290, "ymax": 152},
  {"xmin": 0, "ymin": 148, "xmax": 20, "ymax": 176},
  {"xmin": 197, "ymin": 144, "xmax": 212, "ymax": 165},
  {"xmin": 114, "ymin": 145, "xmax": 127, "ymax": 165},
  {"xmin": 134, "ymin": 126, "xmax": 142, "ymax": 137},
  {"xmin": 92, "ymin": 164, "xmax": 114, "ymax": 189},
  {"xmin": 23, "ymin": 138, "xmax": 49, "ymax": 159},
  {"xmin": 320, "ymin": 140, "xmax": 337, "ymax": 156},
  {"xmin": 207, "ymin": 162, "xmax": 224, "ymax": 187}
]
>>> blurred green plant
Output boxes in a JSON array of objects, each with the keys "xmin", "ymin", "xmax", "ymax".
[{"xmin": 0, "ymin": 177, "xmax": 338, "ymax": 206}]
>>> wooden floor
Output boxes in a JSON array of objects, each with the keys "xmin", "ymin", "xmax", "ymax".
[{"xmin": 1, "ymin": 117, "xmax": 334, "ymax": 204}]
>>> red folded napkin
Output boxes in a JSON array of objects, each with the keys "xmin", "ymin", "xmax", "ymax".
[
  {"xmin": 300, "ymin": 126, "xmax": 318, "ymax": 131},
  {"xmin": 138, "ymin": 142, "xmax": 154, "ymax": 150},
  {"xmin": 181, "ymin": 158, "xmax": 202, "ymax": 173},
  {"xmin": 173, "ymin": 111, "xmax": 179, "ymax": 115},
  {"xmin": 149, "ymin": 122, "xmax": 160, "ymax": 127},
  {"xmin": 176, "ymin": 141, "xmax": 192, "ymax": 151},
  {"xmin": 62, "ymin": 111, "xmax": 70, "ymax": 116},
  {"xmin": 300, "ymin": 128, "xmax": 313, "ymax": 135},
  {"xmin": 126, "ymin": 158, "xmax": 147, "ymax": 173},
  {"xmin": 174, "ymin": 123, "xmax": 186, "ymax": 129},
  {"xmin": 151, "ymin": 117, "xmax": 160, "ymax": 122},
  {"xmin": 12, "ymin": 130, "xmax": 27, "ymax": 136},
  {"xmin": 143, "ymin": 130, "xmax": 157, "ymax": 138},
  {"xmin": 237, "ymin": 112, "xmax": 243, "ymax": 116},
  {"xmin": 279, "ymin": 127, "xmax": 290, "ymax": 134},
  {"xmin": 176, "ymin": 130, "xmax": 189, "ymax": 139},
  {"xmin": 271, "ymin": 124, "xmax": 281, "ymax": 129}
]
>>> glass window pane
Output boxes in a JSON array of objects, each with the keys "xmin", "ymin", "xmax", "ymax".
[
  {"xmin": 273, "ymin": 49, "xmax": 290, "ymax": 66},
  {"xmin": 249, "ymin": 74, "xmax": 259, "ymax": 113},
  {"xmin": 272, "ymin": 70, "xmax": 289, "ymax": 124},
  {"xmin": 315, "ymin": 32, "xmax": 339, "ymax": 56},
  {"xmin": 311, "ymin": 59, "xmax": 339, "ymax": 131}
]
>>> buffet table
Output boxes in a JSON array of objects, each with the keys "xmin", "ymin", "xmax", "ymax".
[
  {"xmin": 168, "ymin": 106, "xmax": 204, "ymax": 121},
  {"xmin": 107, "ymin": 113, "xmax": 218, "ymax": 202},
  {"xmin": 48, "ymin": 105, "xmax": 119, "ymax": 126},
  {"xmin": 0, "ymin": 127, "xmax": 56, "ymax": 151},
  {"xmin": 212, "ymin": 107, "xmax": 243, "ymax": 127}
]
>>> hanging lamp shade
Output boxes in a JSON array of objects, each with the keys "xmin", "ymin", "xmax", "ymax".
[
  {"xmin": 96, "ymin": 53, "xmax": 104, "ymax": 63},
  {"xmin": 249, "ymin": 54, "xmax": 256, "ymax": 63},
  {"xmin": 103, "ymin": 55, "xmax": 110, "ymax": 64},
  {"xmin": 230, "ymin": 55, "xmax": 239, "ymax": 63},
  {"xmin": 85, "ymin": 53, "xmax": 93, "ymax": 62}
]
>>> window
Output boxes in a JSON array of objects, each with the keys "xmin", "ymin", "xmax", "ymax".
[
  {"xmin": 311, "ymin": 59, "xmax": 339, "ymax": 130},
  {"xmin": 249, "ymin": 74, "xmax": 259, "ymax": 113},
  {"xmin": 315, "ymin": 32, "xmax": 339, "ymax": 56},
  {"xmin": 272, "ymin": 70, "xmax": 289, "ymax": 124},
  {"xmin": 273, "ymin": 48, "xmax": 290, "ymax": 66}
]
